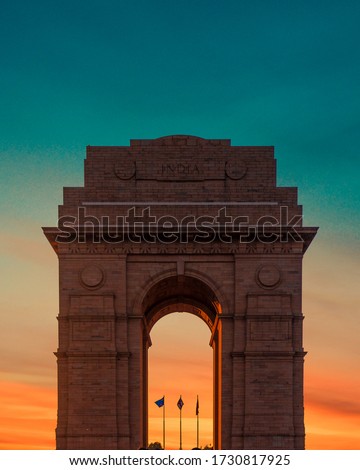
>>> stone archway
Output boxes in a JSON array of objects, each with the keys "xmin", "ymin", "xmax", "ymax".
[
  {"xmin": 141, "ymin": 274, "xmax": 223, "ymax": 449},
  {"xmin": 43, "ymin": 135, "xmax": 317, "ymax": 450}
]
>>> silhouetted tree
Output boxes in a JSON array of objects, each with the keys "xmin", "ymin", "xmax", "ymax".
[
  {"xmin": 202, "ymin": 444, "xmax": 213, "ymax": 450},
  {"xmin": 147, "ymin": 441, "xmax": 163, "ymax": 449}
]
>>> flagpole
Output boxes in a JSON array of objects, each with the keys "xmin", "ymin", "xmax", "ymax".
[
  {"xmin": 163, "ymin": 396, "xmax": 165, "ymax": 450},
  {"xmin": 155, "ymin": 396, "xmax": 166, "ymax": 449},
  {"xmin": 196, "ymin": 395, "xmax": 199, "ymax": 448},
  {"xmin": 179, "ymin": 395, "xmax": 182, "ymax": 450}
]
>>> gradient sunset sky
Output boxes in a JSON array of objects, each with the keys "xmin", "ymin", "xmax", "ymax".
[{"xmin": 1, "ymin": 0, "xmax": 359, "ymax": 450}]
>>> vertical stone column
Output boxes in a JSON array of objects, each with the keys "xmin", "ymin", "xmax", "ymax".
[
  {"xmin": 142, "ymin": 333, "xmax": 151, "ymax": 447},
  {"xmin": 211, "ymin": 324, "xmax": 221, "ymax": 450},
  {"xmin": 57, "ymin": 256, "xmax": 119, "ymax": 449},
  {"xmin": 127, "ymin": 316, "xmax": 146, "ymax": 449},
  {"xmin": 55, "ymin": 352, "xmax": 68, "ymax": 449},
  {"xmin": 116, "ymin": 348, "xmax": 131, "ymax": 449},
  {"xmin": 115, "ymin": 255, "xmax": 131, "ymax": 449},
  {"xmin": 230, "ymin": 255, "xmax": 247, "ymax": 449},
  {"xmin": 292, "ymin": 293, "xmax": 306, "ymax": 448},
  {"xmin": 219, "ymin": 314, "xmax": 234, "ymax": 450},
  {"xmin": 243, "ymin": 292, "xmax": 296, "ymax": 449},
  {"xmin": 230, "ymin": 352, "xmax": 245, "ymax": 449},
  {"xmin": 293, "ymin": 352, "xmax": 306, "ymax": 449},
  {"xmin": 243, "ymin": 353, "xmax": 295, "ymax": 449}
]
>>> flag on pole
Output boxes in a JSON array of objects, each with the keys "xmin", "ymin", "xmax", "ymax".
[
  {"xmin": 196, "ymin": 396, "xmax": 199, "ymax": 415},
  {"xmin": 155, "ymin": 397, "xmax": 165, "ymax": 407},
  {"xmin": 155, "ymin": 396, "xmax": 166, "ymax": 450},
  {"xmin": 178, "ymin": 396, "xmax": 184, "ymax": 450}
]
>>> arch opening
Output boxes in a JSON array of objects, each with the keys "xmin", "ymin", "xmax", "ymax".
[
  {"xmin": 148, "ymin": 312, "xmax": 213, "ymax": 449},
  {"xmin": 141, "ymin": 275, "xmax": 222, "ymax": 449}
]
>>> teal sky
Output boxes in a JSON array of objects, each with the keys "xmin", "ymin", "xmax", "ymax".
[
  {"xmin": 1, "ymin": 1, "xmax": 360, "ymax": 449},
  {"xmin": 1, "ymin": 0, "xmax": 359, "ymax": 240}
]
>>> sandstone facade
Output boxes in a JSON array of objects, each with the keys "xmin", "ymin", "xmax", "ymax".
[{"xmin": 44, "ymin": 135, "xmax": 317, "ymax": 449}]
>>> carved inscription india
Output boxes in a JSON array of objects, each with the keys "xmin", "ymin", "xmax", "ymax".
[{"xmin": 160, "ymin": 162, "xmax": 201, "ymax": 179}]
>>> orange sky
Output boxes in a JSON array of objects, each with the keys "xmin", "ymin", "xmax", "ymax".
[
  {"xmin": 1, "ymin": 0, "xmax": 360, "ymax": 453},
  {"xmin": 148, "ymin": 313, "xmax": 213, "ymax": 449},
  {"xmin": 0, "ymin": 222, "xmax": 359, "ymax": 450}
]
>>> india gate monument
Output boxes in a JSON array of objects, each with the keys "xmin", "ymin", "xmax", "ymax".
[{"xmin": 43, "ymin": 135, "xmax": 317, "ymax": 450}]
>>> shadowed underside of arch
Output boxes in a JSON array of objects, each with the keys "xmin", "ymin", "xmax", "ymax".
[{"xmin": 143, "ymin": 275, "xmax": 221, "ymax": 334}]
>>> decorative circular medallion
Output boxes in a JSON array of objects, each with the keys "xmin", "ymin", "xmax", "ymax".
[
  {"xmin": 114, "ymin": 160, "xmax": 136, "ymax": 180},
  {"xmin": 256, "ymin": 264, "xmax": 281, "ymax": 289},
  {"xmin": 225, "ymin": 159, "xmax": 247, "ymax": 180},
  {"xmin": 80, "ymin": 265, "xmax": 105, "ymax": 289}
]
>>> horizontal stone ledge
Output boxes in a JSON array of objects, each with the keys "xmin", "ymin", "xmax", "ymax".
[
  {"xmin": 244, "ymin": 314, "xmax": 300, "ymax": 319},
  {"xmin": 56, "ymin": 314, "xmax": 128, "ymax": 320},
  {"xmin": 242, "ymin": 351, "xmax": 304, "ymax": 357},
  {"xmin": 54, "ymin": 351, "xmax": 130, "ymax": 359},
  {"xmin": 116, "ymin": 352, "xmax": 132, "ymax": 359},
  {"xmin": 231, "ymin": 352, "xmax": 246, "ymax": 358},
  {"xmin": 232, "ymin": 351, "xmax": 305, "ymax": 358},
  {"xmin": 59, "ymin": 315, "xmax": 116, "ymax": 320},
  {"xmin": 57, "ymin": 433, "xmax": 120, "ymax": 438},
  {"xmin": 242, "ymin": 432, "xmax": 295, "ymax": 437},
  {"xmin": 45, "ymin": 225, "xmax": 317, "ymax": 235}
]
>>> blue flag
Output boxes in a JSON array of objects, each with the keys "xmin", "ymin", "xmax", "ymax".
[{"xmin": 155, "ymin": 396, "xmax": 165, "ymax": 408}]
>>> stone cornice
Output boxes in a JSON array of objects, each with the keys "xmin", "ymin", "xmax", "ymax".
[{"xmin": 43, "ymin": 226, "xmax": 317, "ymax": 256}]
